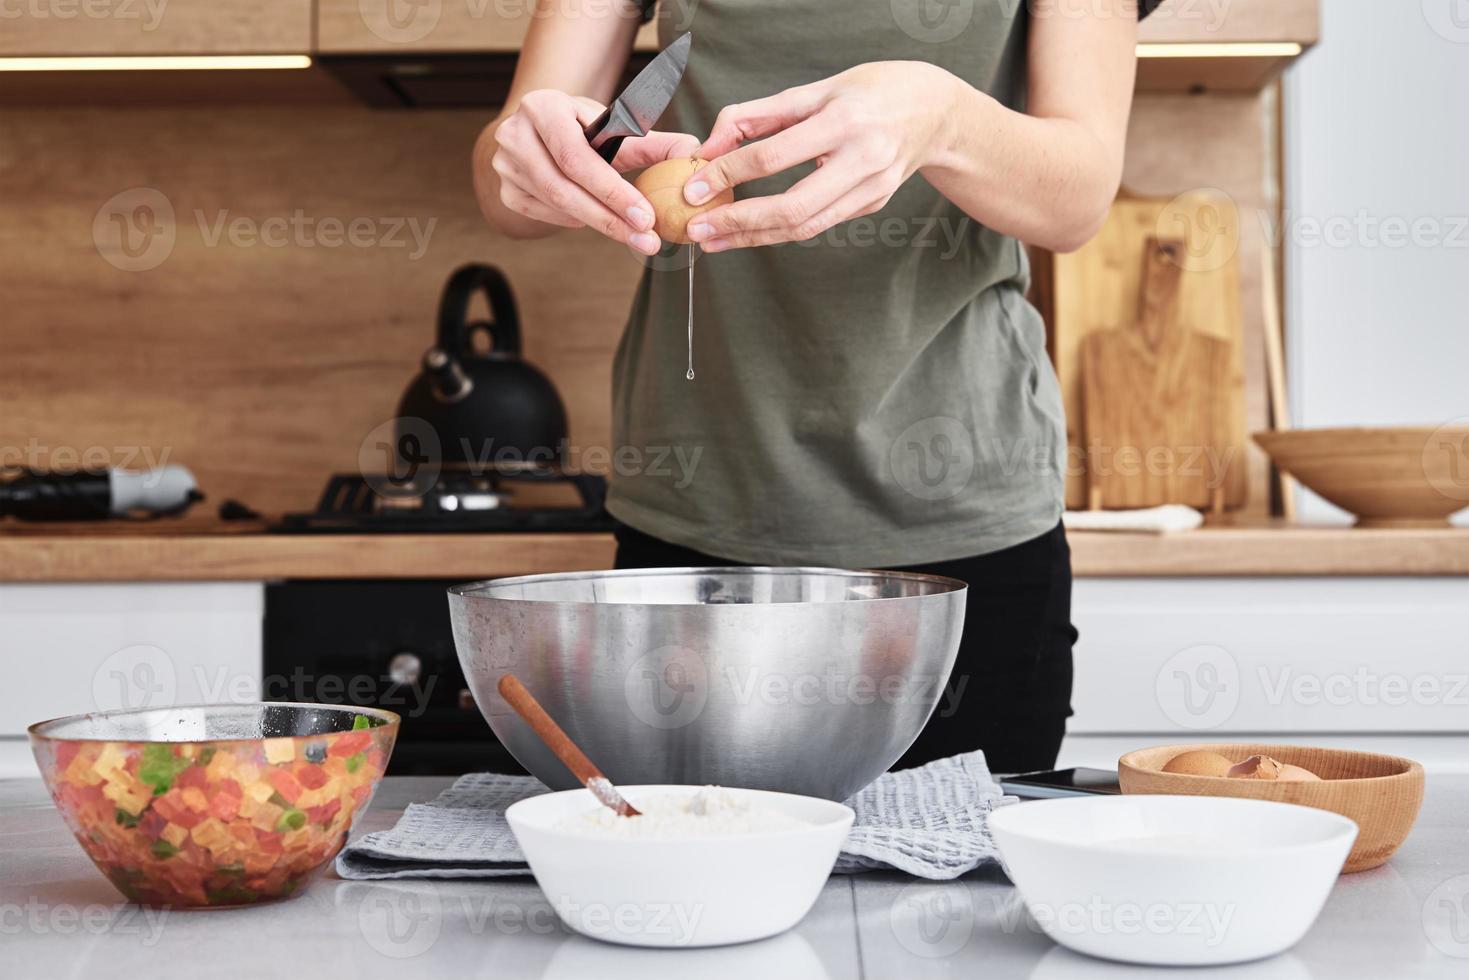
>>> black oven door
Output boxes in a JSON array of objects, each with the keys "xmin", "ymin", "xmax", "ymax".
[{"xmin": 263, "ymin": 580, "xmax": 524, "ymax": 776}]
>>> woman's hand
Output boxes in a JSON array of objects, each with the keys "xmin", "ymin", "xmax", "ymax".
[
  {"xmin": 487, "ymin": 88, "xmax": 700, "ymax": 255},
  {"xmin": 683, "ymin": 3, "xmax": 1138, "ymax": 255},
  {"xmin": 681, "ymin": 62, "xmax": 964, "ymax": 253}
]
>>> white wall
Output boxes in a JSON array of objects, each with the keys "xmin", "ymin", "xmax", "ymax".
[{"xmin": 1283, "ymin": 1, "xmax": 1469, "ymax": 524}]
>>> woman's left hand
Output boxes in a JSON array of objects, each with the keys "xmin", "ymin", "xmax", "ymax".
[{"xmin": 683, "ymin": 62, "xmax": 963, "ymax": 253}]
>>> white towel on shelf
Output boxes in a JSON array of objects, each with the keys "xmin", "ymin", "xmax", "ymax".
[
  {"xmin": 1063, "ymin": 504, "xmax": 1204, "ymax": 534},
  {"xmin": 335, "ymin": 751, "xmax": 1013, "ymax": 882}
]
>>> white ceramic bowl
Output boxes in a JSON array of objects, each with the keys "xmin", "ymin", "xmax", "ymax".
[
  {"xmin": 988, "ymin": 795, "xmax": 1357, "ymax": 966},
  {"xmin": 506, "ymin": 785, "xmax": 855, "ymax": 947}
]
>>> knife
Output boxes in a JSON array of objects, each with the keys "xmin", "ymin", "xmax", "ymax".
[{"xmin": 583, "ymin": 31, "xmax": 692, "ymax": 164}]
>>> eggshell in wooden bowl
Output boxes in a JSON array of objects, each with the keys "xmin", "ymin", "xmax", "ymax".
[{"xmin": 1118, "ymin": 743, "xmax": 1424, "ymax": 873}]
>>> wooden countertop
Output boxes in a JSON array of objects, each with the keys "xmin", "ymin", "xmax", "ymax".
[{"xmin": 0, "ymin": 519, "xmax": 1466, "ymax": 581}]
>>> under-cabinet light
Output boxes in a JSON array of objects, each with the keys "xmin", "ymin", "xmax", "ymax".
[
  {"xmin": 1136, "ymin": 43, "xmax": 1305, "ymax": 59},
  {"xmin": 0, "ymin": 55, "xmax": 312, "ymax": 72}
]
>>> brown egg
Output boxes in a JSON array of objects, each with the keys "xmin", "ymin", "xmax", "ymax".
[
  {"xmin": 633, "ymin": 157, "xmax": 734, "ymax": 245},
  {"xmin": 1161, "ymin": 750, "xmax": 1234, "ymax": 777},
  {"xmin": 1226, "ymin": 754, "xmax": 1322, "ymax": 781}
]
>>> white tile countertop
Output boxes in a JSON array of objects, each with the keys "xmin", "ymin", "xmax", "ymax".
[{"xmin": 5, "ymin": 774, "xmax": 1469, "ymax": 977}]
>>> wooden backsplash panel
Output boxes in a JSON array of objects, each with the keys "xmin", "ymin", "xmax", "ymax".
[
  {"xmin": 0, "ymin": 107, "xmax": 643, "ymax": 516},
  {"xmin": 0, "ymin": 93, "xmax": 1281, "ymax": 522}
]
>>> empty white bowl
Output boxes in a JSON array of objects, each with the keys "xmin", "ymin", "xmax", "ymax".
[
  {"xmin": 988, "ymin": 795, "xmax": 1357, "ymax": 966},
  {"xmin": 506, "ymin": 785, "xmax": 854, "ymax": 947}
]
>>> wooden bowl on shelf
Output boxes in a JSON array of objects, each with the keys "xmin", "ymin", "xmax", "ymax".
[
  {"xmin": 1118, "ymin": 743, "xmax": 1424, "ymax": 873},
  {"xmin": 1253, "ymin": 427, "xmax": 1469, "ymax": 528}
]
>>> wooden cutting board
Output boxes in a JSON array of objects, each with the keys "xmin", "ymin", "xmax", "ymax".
[
  {"xmin": 1045, "ymin": 190, "xmax": 1248, "ymax": 510},
  {"xmin": 1080, "ymin": 239, "xmax": 1241, "ymax": 512}
]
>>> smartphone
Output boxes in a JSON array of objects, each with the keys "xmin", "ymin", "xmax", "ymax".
[{"xmin": 1000, "ymin": 767, "xmax": 1121, "ymax": 799}]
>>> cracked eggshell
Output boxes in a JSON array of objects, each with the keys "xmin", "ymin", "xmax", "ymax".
[{"xmin": 633, "ymin": 158, "xmax": 735, "ymax": 245}]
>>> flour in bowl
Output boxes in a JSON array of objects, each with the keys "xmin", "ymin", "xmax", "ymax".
[{"xmin": 558, "ymin": 787, "xmax": 809, "ymax": 838}]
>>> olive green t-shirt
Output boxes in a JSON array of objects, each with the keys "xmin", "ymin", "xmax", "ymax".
[{"xmin": 609, "ymin": 0, "xmax": 1069, "ymax": 567}]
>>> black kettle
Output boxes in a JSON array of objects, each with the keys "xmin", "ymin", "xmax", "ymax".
[{"xmin": 397, "ymin": 264, "xmax": 568, "ymax": 468}]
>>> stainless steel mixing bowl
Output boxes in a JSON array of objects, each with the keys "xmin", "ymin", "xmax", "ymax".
[{"xmin": 449, "ymin": 567, "xmax": 966, "ymax": 801}]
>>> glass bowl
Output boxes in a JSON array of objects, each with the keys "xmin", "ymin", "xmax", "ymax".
[{"xmin": 29, "ymin": 702, "xmax": 398, "ymax": 908}]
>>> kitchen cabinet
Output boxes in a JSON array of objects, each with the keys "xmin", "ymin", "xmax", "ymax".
[
  {"xmin": 1134, "ymin": 0, "xmax": 1319, "ymax": 92},
  {"xmin": 0, "ymin": 582, "xmax": 262, "ymax": 778},
  {"xmin": 1066, "ymin": 577, "xmax": 1469, "ymax": 773},
  {"xmin": 0, "ymin": 0, "xmax": 312, "ymax": 56},
  {"xmin": 317, "ymin": 0, "xmax": 660, "ymax": 54},
  {"xmin": 1138, "ymin": 0, "xmax": 1319, "ymax": 45}
]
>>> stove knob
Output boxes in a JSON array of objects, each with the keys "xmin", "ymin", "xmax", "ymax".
[{"xmin": 387, "ymin": 652, "xmax": 422, "ymax": 687}]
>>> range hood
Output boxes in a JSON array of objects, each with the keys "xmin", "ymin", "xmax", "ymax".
[{"xmin": 320, "ymin": 53, "xmax": 653, "ymax": 109}]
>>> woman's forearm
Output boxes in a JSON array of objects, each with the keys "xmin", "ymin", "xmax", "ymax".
[
  {"xmin": 472, "ymin": 0, "xmax": 645, "ymax": 240},
  {"xmin": 922, "ymin": 74, "xmax": 1125, "ymax": 254}
]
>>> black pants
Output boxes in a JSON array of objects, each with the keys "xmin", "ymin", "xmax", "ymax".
[{"xmin": 613, "ymin": 522, "xmax": 1076, "ymax": 774}]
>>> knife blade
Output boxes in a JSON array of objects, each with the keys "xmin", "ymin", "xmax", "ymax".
[{"xmin": 584, "ymin": 31, "xmax": 691, "ymax": 163}]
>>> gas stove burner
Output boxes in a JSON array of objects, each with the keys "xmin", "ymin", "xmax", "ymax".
[
  {"xmin": 372, "ymin": 472, "xmax": 510, "ymax": 514},
  {"xmin": 272, "ymin": 467, "xmax": 611, "ymax": 534}
]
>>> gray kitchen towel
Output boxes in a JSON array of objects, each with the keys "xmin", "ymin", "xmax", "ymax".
[{"xmin": 335, "ymin": 751, "xmax": 1014, "ymax": 882}]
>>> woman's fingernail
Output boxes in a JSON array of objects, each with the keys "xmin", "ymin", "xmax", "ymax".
[
  {"xmin": 684, "ymin": 181, "xmax": 711, "ymax": 205},
  {"xmin": 687, "ymin": 222, "xmax": 714, "ymax": 241},
  {"xmin": 702, "ymin": 238, "xmax": 728, "ymax": 253},
  {"xmin": 629, "ymin": 232, "xmax": 660, "ymax": 254},
  {"xmin": 627, "ymin": 206, "xmax": 652, "ymax": 230}
]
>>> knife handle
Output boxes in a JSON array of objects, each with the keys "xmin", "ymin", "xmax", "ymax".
[{"xmin": 583, "ymin": 107, "xmax": 625, "ymax": 164}]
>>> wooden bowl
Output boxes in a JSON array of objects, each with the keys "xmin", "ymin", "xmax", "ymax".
[
  {"xmin": 1253, "ymin": 427, "xmax": 1469, "ymax": 527},
  {"xmin": 1118, "ymin": 743, "xmax": 1424, "ymax": 872}
]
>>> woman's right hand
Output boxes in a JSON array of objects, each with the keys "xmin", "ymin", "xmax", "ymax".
[{"xmin": 487, "ymin": 89, "xmax": 699, "ymax": 255}]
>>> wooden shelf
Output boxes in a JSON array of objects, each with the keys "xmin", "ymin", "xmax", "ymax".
[{"xmin": 1, "ymin": 522, "xmax": 1465, "ymax": 582}]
